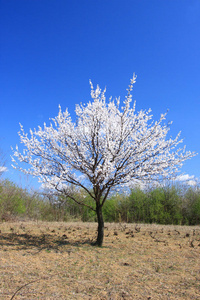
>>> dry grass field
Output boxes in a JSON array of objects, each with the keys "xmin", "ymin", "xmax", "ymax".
[{"xmin": 0, "ymin": 221, "xmax": 200, "ymax": 299}]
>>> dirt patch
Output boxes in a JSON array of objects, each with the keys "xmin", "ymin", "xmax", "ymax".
[{"xmin": 0, "ymin": 221, "xmax": 200, "ymax": 299}]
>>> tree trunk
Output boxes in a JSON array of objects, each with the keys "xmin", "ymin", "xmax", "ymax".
[{"xmin": 95, "ymin": 203, "xmax": 104, "ymax": 247}]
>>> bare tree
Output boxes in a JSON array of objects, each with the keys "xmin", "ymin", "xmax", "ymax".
[{"xmin": 12, "ymin": 75, "xmax": 196, "ymax": 246}]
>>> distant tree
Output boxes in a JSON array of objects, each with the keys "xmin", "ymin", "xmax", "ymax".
[{"xmin": 12, "ymin": 75, "xmax": 196, "ymax": 246}]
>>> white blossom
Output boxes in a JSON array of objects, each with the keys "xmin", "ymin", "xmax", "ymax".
[{"xmin": 12, "ymin": 75, "xmax": 196, "ymax": 198}]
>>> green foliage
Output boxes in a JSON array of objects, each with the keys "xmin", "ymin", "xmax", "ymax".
[
  {"xmin": 80, "ymin": 196, "xmax": 96, "ymax": 222},
  {"xmin": 0, "ymin": 179, "xmax": 199, "ymax": 225},
  {"xmin": 183, "ymin": 187, "xmax": 200, "ymax": 225},
  {"xmin": 127, "ymin": 188, "xmax": 148, "ymax": 223},
  {"xmin": 0, "ymin": 180, "xmax": 46, "ymax": 221},
  {"xmin": 103, "ymin": 195, "xmax": 121, "ymax": 222},
  {"xmin": 0, "ymin": 180, "xmax": 26, "ymax": 219},
  {"xmin": 147, "ymin": 186, "xmax": 182, "ymax": 224}
]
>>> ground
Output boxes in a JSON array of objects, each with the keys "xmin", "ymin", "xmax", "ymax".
[{"xmin": 0, "ymin": 221, "xmax": 200, "ymax": 299}]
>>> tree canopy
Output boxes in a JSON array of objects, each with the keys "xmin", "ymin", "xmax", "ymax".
[{"xmin": 12, "ymin": 75, "xmax": 196, "ymax": 245}]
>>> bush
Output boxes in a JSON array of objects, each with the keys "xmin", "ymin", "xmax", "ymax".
[
  {"xmin": 183, "ymin": 187, "xmax": 200, "ymax": 225},
  {"xmin": 0, "ymin": 178, "xmax": 199, "ymax": 225}
]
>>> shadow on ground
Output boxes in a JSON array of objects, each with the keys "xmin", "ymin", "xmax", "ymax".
[{"xmin": 0, "ymin": 232, "xmax": 95, "ymax": 251}]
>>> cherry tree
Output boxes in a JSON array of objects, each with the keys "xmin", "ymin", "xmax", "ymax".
[{"xmin": 12, "ymin": 75, "xmax": 196, "ymax": 246}]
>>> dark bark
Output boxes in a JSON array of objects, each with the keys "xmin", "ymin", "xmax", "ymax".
[{"xmin": 95, "ymin": 203, "xmax": 104, "ymax": 247}]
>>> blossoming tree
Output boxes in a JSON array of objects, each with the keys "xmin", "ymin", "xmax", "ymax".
[{"xmin": 12, "ymin": 75, "xmax": 195, "ymax": 246}]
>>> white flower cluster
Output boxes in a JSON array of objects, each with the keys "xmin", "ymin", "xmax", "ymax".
[{"xmin": 12, "ymin": 75, "xmax": 196, "ymax": 199}]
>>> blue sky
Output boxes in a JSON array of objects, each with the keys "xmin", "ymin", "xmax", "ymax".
[{"xmin": 0, "ymin": 0, "xmax": 200, "ymax": 189}]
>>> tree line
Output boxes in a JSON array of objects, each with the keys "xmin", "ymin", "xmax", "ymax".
[{"xmin": 0, "ymin": 179, "xmax": 199, "ymax": 225}]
